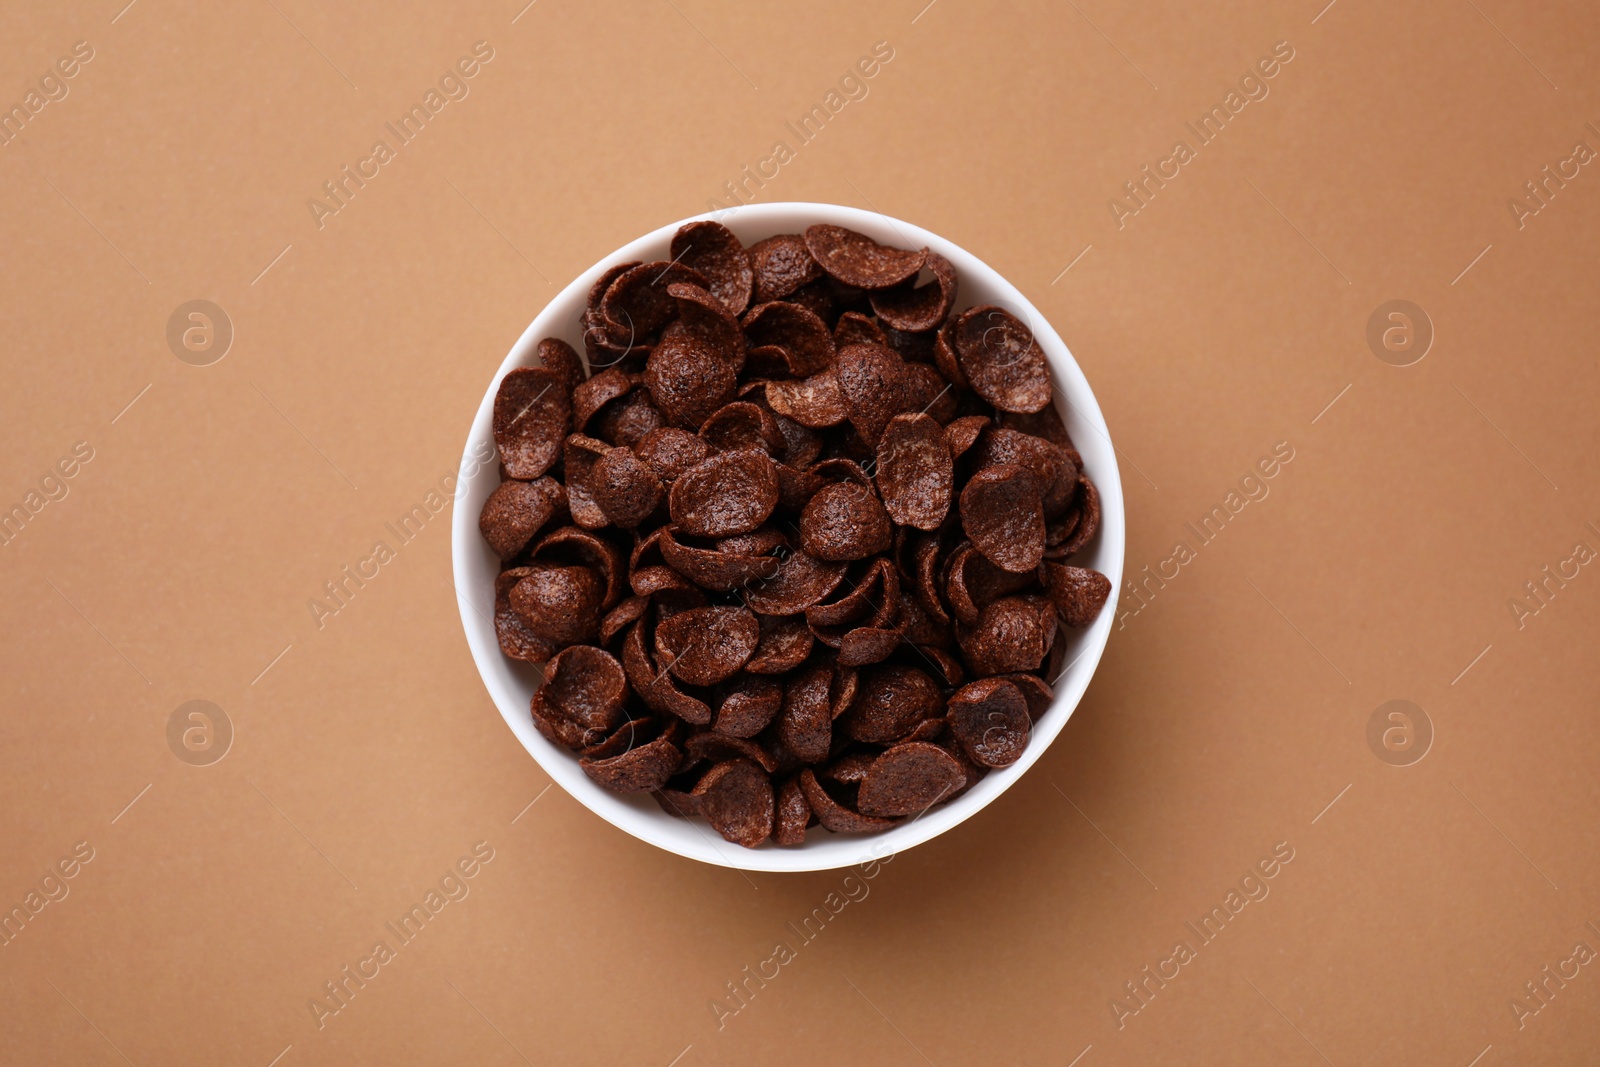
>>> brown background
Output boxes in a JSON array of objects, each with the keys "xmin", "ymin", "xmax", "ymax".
[{"xmin": 3, "ymin": 0, "xmax": 1599, "ymax": 1063}]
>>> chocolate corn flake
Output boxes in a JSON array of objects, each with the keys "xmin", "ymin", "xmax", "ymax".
[
  {"xmin": 857, "ymin": 741, "xmax": 967, "ymax": 817},
  {"xmin": 773, "ymin": 775, "xmax": 812, "ymax": 845},
  {"xmin": 493, "ymin": 367, "xmax": 570, "ymax": 479},
  {"xmin": 870, "ymin": 250, "xmax": 958, "ymax": 333},
  {"xmin": 749, "ymin": 233, "xmax": 823, "ymax": 303},
  {"xmin": 743, "ymin": 301, "xmax": 835, "ymax": 377},
  {"xmin": 655, "ymin": 604, "xmax": 759, "ymax": 686},
  {"xmin": 952, "ymin": 305, "xmax": 1052, "ymax": 414},
  {"xmin": 804, "ymin": 224, "xmax": 926, "ymax": 290},
  {"xmin": 580, "ymin": 735, "xmax": 681, "ymax": 793},
  {"xmin": 800, "ymin": 481, "xmax": 892, "ymax": 561},
  {"xmin": 1043, "ymin": 562, "xmax": 1112, "ymax": 628},
  {"xmin": 695, "ymin": 759, "xmax": 775, "ymax": 847},
  {"xmin": 668, "ymin": 448, "xmax": 779, "ymax": 538},
  {"xmin": 480, "ymin": 216, "xmax": 1112, "ymax": 848},
  {"xmin": 960, "ymin": 463, "xmax": 1046, "ymax": 574},
  {"xmin": 479, "ymin": 476, "xmax": 566, "ymax": 560},
  {"xmin": 838, "ymin": 664, "xmax": 943, "ymax": 744},
  {"xmin": 947, "ymin": 678, "xmax": 1032, "ymax": 768},
  {"xmin": 670, "ymin": 221, "xmax": 754, "ymax": 316},
  {"xmin": 799, "ymin": 768, "xmax": 896, "ymax": 834},
  {"xmin": 875, "ymin": 413, "xmax": 953, "ymax": 531}
]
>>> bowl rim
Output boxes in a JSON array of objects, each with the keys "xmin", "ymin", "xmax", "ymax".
[{"xmin": 450, "ymin": 201, "xmax": 1124, "ymax": 872}]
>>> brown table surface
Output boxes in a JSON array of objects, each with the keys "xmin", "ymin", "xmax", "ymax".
[{"xmin": 4, "ymin": 1, "xmax": 1599, "ymax": 1063}]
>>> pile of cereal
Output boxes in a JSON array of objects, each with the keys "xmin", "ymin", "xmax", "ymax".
[{"xmin": 480, "ymin": 221, "xmax": 1110, "ymax": 848}]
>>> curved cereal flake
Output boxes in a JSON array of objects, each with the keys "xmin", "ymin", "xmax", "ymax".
[
  {"xmin": 960, "ymin": 463, "xmax": 1045, "ymax": 573},
  {"xmin": 806, "ymin": 557, "xmax": 898, "ymax": 630},
  {"xmin": 804, "ymin": 224, "xmax": 926, "ymax": 289},
  {"xmin": 623, "ymin": 620, "xmax": 711, "ymax": 724},
  {"xmin": 589, "ymin": 446, "xmax": 662, "ymax": 529},
  {"xmin": 799, "ymin": 482, "xmax": 892, "ymax": 561},
  {"xmin": 713, "ymin": 674, "xmax": 783, "ymax": 738},
  {"xmin": 630, "ymin": 564, "xmax": 695, "ymax": 597},
  {"xmin": 920, "ymin": 646, "xmax": 967, "ymax": 688},
  {"xmin": 531, "ymin": 696, "xmax": 600, "ymax": 751},
  {"xmin": 834, "ymin": 311, "xmax": 888, "ymax": 348},
  {"xmin": 494, "ymin": 567, "xmax": 555, "ymax": 663},
  {"xmin": 773, "ymin": 775, "xmax": 812, "ymax": 845},
  {"xmin": 947, "ymin": 678, "xmax": 1031, "ymax": 768},
  {"xmin": 633, "ymin": 427, "xmax": 710, "ymax": 484},
  {"xmin": 907, "ymin": 534, "xmax": 949, "ymax": 624},
  {"xmin": 580, "ymin": 735, "xmax": 681, "ymax": 793},
  {"xmin": 493, "ymin": 367, "xmax": 571, "ymax": 479},
  {"xmin": 1043, "ymin": 562, "xmax": 1111, "ymax": 628},
  {"xmin": 975, "ymin": 428, "xmax": 1078, "ymax": 516},
  {"xmin": 765, "ymin": 371, "xmax": 849, "ymax": 429},
  {"xmin": 839, "ymin": 664, "xmax": 943, "ymax": 744},
  {"xmin": 668, "ymin": 448, "xmax": 779, "ymax": 538},
  {"xmin": 598, "ymin": 261, "xmax": 709, "ymax": 345},
  {"xmin": 591, "ymin": 388, "xmax": 665, "ymax": 447},
  {"xmin": 654, "ymin": 605, "xmax": 759, "ymax": 686},
  {"xmin": 835, "ymin": 625, "xmax": 904, "ymax": 666},
  {"xmin": 536, "ymin": 337, "xmax": 587, "ymax": 391},
  {"xmin": 530, "ymin": 525, "xmax": 628, "ymax": 610},
  {"xmin": 599, "ymin": 594, "xmax": 649, "ymax": 645},
  {"xmin": 658, "ymin": 527, "xmax": 779, "ymax": 592},
  {"xmin": 904, "ymin": 363, "xmax": 958, "ymax": 424},
  {"xmin": 869, "ymin": 250, "xmax": 958, "ymax": 332},
  {"xmin": 588, "ymin": 261, "xmax": 639, "ymax": 315},
  {"xmin": 508, "ymin": 563, "xmax": 604, "ymax": 648},
  {"xmin": 479, "ymin": 476, "xmax": 566, "ymax": 560},
  {"xmin": 654, "ymin": 780, "xmax": 703, "ymax": 818},
  {"xmin": 820, "ymin": 752, "xmax": 875, "ymax": 787},
  {"xmin": 953, "ymin": 305, "xmax": 1051, "ymax": 414},
  {"xmin": 1057, "ymin": 476, "xmax": 1101, "ymax": 557},
  {"xmin": 747, "ymin": 551, "xmax": 847, "ymax": 617},
  {"xmin": 579, "ymin": 716, "xmax": 657, "ymax": 762},
  {"xmin": 857, "ymin": 741, "xmax": 966, "ymax": 817},
  {"xmin": 666, "ymin": 282, "xmax": 744, "ymax": 360},
  {"xmin": 778, "ymin": 663, "xmax": 834, "ymax": 763},
  {"xmin": 749, "ymin": 234, "xmax": 823, "ymax": 303},
  {"xmin": 835, "ymin": 343, "xmax": 911, "ymax": 446},
  {"xmin": 773, "ymin": 413, "xmax": 822, "ymax": 468},
  {"xmin": 532, "ymin": 645, "xmax": 629, "ymax": 734},
  {"xmin": 896, "ymin": 590, "xmax": 949, "ymax": 649},
  {"xmin": 875, "ymin": 413, "xmax": 953, "ymax": 531},
  {"xmin": 693, "ymin": 759, "xmax": 775, "ymax": 848},
  {"xmin": 699, "ymin": 401, "xmax": 784, "ymax": 455},
  {"xmin": 644, "ymin": 329, "xmax": 740, "ymax": 429},
  {"xmin": 944, "ymin": 415, "xmax": 989, "ymax": 459},
  {"xmin": 561, "ymin": 434, "xmax": 612, "ymax": 530},
  {"xmin": 744, "ymin": 615, "xmax": 816, "ymax": 674},
  {"xmin": 744, "ymin": 344, "xmax": 791, "ymax": 379},
  {"xmin": 572, "ymin": 368, "xmax": 640, "ymax": 432},
  {"xmin": 997, "ymin": 672, "xmax": 1055, "ymax": 721},
  {"xmin": 717, "ymin": 526, "xmax": 788, "ymax": 560},
  {"xmin": 945, "ymin": 541, "xmax": 1037, "ymax": 627},
  {"xmin": 799, "ymin": 769, "xmax": 896, "ymax": 833},
  {"xmin": 933, "ymin": 316, "xmax": 970, "ymax": 390},
  {"xmin": 670, "ymin": 221, "xmax": 754, "ymax": 315},
  {"xmin": 685, "ymin": 733, "xmax": 779, "ymax": 774},
  {"xmin": 786, "ymin": 277, "xmax": 836, "ymax": 321},
  {"xmin": 957, "ymin": 595, "xmax": 1056, "ymax": 677},
  {"xmin": 743, "ymin": 301, "xmax": 836, "ymax": 376}
]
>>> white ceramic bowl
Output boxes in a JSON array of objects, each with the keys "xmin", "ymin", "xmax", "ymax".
[{"xmin": 452, "ymin": 202, "xmax": 1124, "ymax": 872}]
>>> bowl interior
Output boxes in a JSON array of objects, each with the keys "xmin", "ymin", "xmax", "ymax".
[{"xmin": 451, "ymin": 202, "xmax": 1124, "ymax": 872}]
